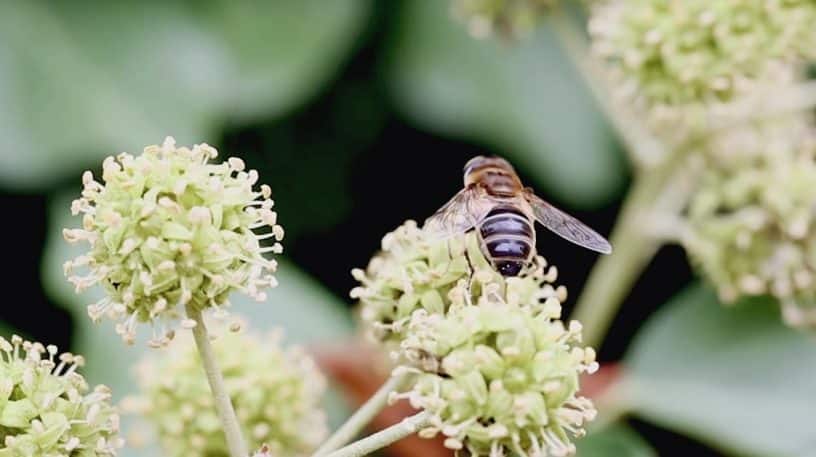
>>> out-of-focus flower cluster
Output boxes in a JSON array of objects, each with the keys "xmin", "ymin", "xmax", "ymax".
[
  {"xmin": 0, "ymin": 335, "xmax": 123, "ymax": 456},
  {"xmin": 681, "ymin": 116, "xmax": 816, "ymax": 328},
  {"xmin": 589, "ymin": 0, "xmax": 816, "ymax": 139},
  {"xmin": 128, "ymin": 321, "xmax": 327, "ymax": 457},
  {"xmin": 353, "ymin": 221, "xmax": 596, "ymax": 456},
  {"xmin": 63, "ymin": 137, "xmax": 283, "ymax": 347},
  {"xmin": 451, "ymin": 0, "xmax": 554, "ymax": 39}
]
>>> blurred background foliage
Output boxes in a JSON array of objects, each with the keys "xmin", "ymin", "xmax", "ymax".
[{"xmin": 1, "ymin": 1, "xmax": 813, "ymax": 456}]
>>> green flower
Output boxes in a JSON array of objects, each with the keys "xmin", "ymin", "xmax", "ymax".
[
  {"xmin": 682, "ymin": 117, "xmax": 816, "ymax": 328},
  {"xmin": 589, "ymin": 0, "xmax": 816, "ymax": 137},
  {"xmin": 0, "ymin": 335, "xmax": 123, "ymax": 456},
  {"xmin": 452, "ymin": 0, "xmax": 554, "ymax": 39},
  {"xmin": 393, "ymin": 303, "xmax": 597, "ymax": 456},
  {"xmin": 129, "ymin": 320, "xmax": 327, "ymax": 457},
  {"xmin": 63, "ymin": 137, "xmax": 283, "ymax": 346},
  {"xmin": 355, "ymin": 221, "xmax": 595, "ymax": 455},
  {"xmin": 352, "ymin": 221, "xmax": 567, "ymax": 352}
]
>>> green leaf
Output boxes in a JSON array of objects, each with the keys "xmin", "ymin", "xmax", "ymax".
[
  {"xmin": 42, "ymin": 191, "xmax": 354, "ymax": 456},
  {"xmin": 624, "ymin": 284, "xmax": 816, "ymax": 457},
  {"xmin": 0, "ymin": 0, "xmax": 368, "ymax": 190},
  {"xmin": 576, "ymin": 424, "xmax": 655, "ymax": 457},
  {"xmin": 196, "ymin": 0, "xmax": 370, "ymax": 123},
  {"xmin": 386, "ymin": 0, "xmax": 625, "ymax": 207}
]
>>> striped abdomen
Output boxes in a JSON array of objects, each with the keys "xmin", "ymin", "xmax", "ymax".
[{"xmin": 478, "ymin": 206, "xmax": 535, "ymax": 277}]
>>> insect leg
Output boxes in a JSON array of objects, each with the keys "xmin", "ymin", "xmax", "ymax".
[{"xmin": 462, "ymin": 245, "xmax": 476, "ymax": 307}]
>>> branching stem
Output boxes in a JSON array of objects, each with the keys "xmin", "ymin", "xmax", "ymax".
[
  {"xmin": 314, "ymin": 373, "xmax": 412, "ymax": 456},
  {"xmin": 321, "ymin": 411, "xmax": 432, "ymax": 457}
]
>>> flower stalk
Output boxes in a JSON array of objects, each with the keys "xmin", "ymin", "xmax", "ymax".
[
  {"xmin": 321, "ymin": 412, "xmax": 432, "ymax": 457},
  {"xmin": 185, "ymin": 304, "xmax": 249, "ymax": 457},
  {"xmin": 573, "ymin": 149, "xmax": 691, "ymax": 348},
  {"xmin": 315, "ymin": 373, "xmax": 412, "ymax": 456}
]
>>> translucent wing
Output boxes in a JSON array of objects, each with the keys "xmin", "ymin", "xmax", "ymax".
[
  {"xmin": 525, "ymin": 190, "xmax": 612, "ymax": 254},
  {"xmin": 423, "ymin": 185, "xmax": 496, "ymax": 238}
]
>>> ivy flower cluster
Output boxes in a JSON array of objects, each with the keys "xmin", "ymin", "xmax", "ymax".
[
  {"xmin": 589, "ymin": 0, "xmax": 816, "ymax": 138},
  {"xmin": 682, "ymin": 116, "xmax": 816, "ymax": 328},
  {"xmin": 63, "ymin": 137, "xmax": 283, "ymax": 347},
  {"xmin": 0, "ymin": 335, "xmax": 123, "ymax": 456},
  {"xmin": 354, "ymin": 221, "xmax": 596, "ymax": 456},
  {"xmin": 128, "ymin": 321, "xmax": 327, "ymax": 457},
  {"xmin": 451, "ymin": 0, "xmax": 554, "ymax": 39},
  {"xmin": 352, "ymin": 220, "xmax": 565, "ymax": 351}
]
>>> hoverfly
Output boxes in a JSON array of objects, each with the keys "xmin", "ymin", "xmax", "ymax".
[{"xmin": 424, "ymin": 156, "xmax": 611, "ymax": 276}]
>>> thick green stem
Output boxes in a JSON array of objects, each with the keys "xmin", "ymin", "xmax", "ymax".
[
  {"xmin": 572, "ymin": 155, "xmax": 682, "ymax": 348},
  {"xmin": 186, "ymin": 304, "xmax": 248, "ymax": 457},
  {"xmin": 321, "ymin": 411, "xmax": 432, "ymax": 457},
  {"xmin": 572, "ymin": 183, "xmax": 657, "ymax": 348},
  {"xmin": 314, "ymin": 373, "xmax": 412, "ymax": 456}
]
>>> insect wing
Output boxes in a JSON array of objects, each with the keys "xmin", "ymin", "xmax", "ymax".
[
  {"xmin": 525, "ymin": 191, "xmax": 612, "ymax": 254},
  {"xmin": 423, "ymin": 186, "xmax": 495, "ymax": 238}
]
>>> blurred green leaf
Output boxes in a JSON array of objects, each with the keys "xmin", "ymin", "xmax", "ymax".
[
  {"xmin": 0, "ymin": 0, "xmax": 368, "ymax": 190},
  {"xmin": 624, "ymin": 284, "xmax": 816, "ymax": 457},
  {"xmin": 386, "ymin": 0, "xmax": 625, "ymax": 207},
  {"xmin": 0, "ymin": 321, "xmax": 22, "ymax": 342},
  {"xmin": 576, "ymin": 424, "xmax": 655, "ymax": 457},
  {"xmin": 42, "ymin": 191, "xmax": 354, "ymax": 456},
  {"xmin": 197, "ymin": 0, "xmax": 370, "ymax": 123}
]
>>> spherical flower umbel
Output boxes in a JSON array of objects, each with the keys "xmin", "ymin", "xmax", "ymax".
[
  {"xmin": 451, "ymin": 0, "xmax": 554, "ymax": 39},
  {"xmin": 63, "ymin": 137, "xmax": 283, "ymax": 347},
  {"xmin": 352, "ymin": 221, "xmax": 567, "ymax": 352},
  {"xmin": 128, "ymin": 321, "xmax": 327, "ymax": 457},
  {"xmin": 0, "ymin": 335, "xmax": 123, "ymax": 456},
  {"xmin": 393, "ymin": 302, "xmax": 598, "ymax": 456},
  {"xmin": 681, "ymin": 117, "xmax": 816, "ymax": 328},
  {"xmin": 589, "ymin": 0, "xmax": 816, "ymax": 138},
  {"xmin": 354, "ymin": 221, "xmax": 595, "ymax": 456}
]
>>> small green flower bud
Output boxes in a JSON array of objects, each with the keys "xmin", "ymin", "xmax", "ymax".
[
  {"xmin": 64, "ymin": 137, "xmax": 283, "ymax": 347},
  {"xmin": 129, "ymin": 320, "xmax": 327, "ymax": 457},
  {"xmin": 393, "ymin": 304, "xmax": 597, "ymax": 456},
  {"xmin": 682, "ymin": 117, "xmax": 816, "ymax": 328},
  {"xmin": 451, "ymin": 0, "xmax": 554, "ymax": 39},
  {"xmin": 0, "ymin": 335, "xmax": 123, "ymax": 456},
  {"xmin": 589, "ymin": 0, "xmax": 816, "ymax": 138},
  {"xmin": 353, "ymin": 221, "xmax": 565, "ymax": 351}
]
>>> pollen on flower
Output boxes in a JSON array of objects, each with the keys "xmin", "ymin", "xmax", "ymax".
[
  {"xmin": 63, "ymin": 137, "xmax": 284, "ymax": 347},
  {"xmin": 127, "ymin": 319, "xmax": 327, "ymax": 457},
  {"xmin": 0, "ymin": 335, "xmax": 123, "ymax": 456}
]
